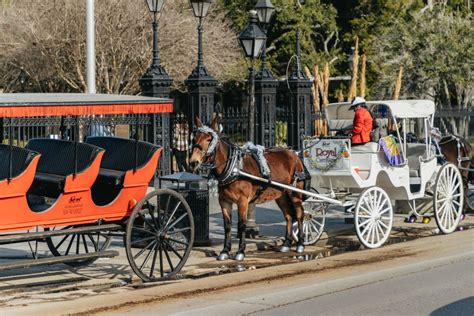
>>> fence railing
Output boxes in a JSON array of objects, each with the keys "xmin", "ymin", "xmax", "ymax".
[{"xmin": 1, "ymin": 115, "xmax": 153, "ymax": 146}]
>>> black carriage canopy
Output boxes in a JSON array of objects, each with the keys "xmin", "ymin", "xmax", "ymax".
[{"xmin": 0, "ymin": 93, "xmax": 173, "ymax": 117}]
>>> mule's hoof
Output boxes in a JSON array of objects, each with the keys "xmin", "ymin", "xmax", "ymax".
[
  {"xmin": 280, "ymin": 246, "xmax": 290, "ymax": 253},
  {"xmin": 217, "ymin": 252, "xmax": 230, "ymax": 261},
  {"xmin": 296, "ymin": 245, "xmax": 305, "ymax": 253},
  {"xmin": 234, "ymin": 253, "xmax": 245, "ymax": 261}
]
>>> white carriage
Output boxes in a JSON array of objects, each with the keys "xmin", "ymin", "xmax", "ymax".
[{"xmin": 292, "ymin": 100, "xmax": 465, "ymax": 248}]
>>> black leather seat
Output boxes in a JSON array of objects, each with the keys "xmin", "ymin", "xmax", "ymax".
[
  {"xmin": 0, "ymin": 144, "xmax": 39, "ymax": 181},
  {"xmin": 86, "ymin": 136, "xmax": 160, "ymax": 186},
  {"xmin": 26, "ymin": 139, "xmax": 103, "ymax": 198}
]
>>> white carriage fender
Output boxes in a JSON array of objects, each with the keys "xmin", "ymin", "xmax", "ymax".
[{"xmin": 234, "ymin": 168, "xmax": 343, "ymax": 206}]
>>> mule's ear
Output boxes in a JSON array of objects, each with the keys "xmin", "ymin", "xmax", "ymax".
[
  {"xmin": 210, "ymin": 113, "xmax": 219, "ymax": 132},
  {"xmin": 194, "ymin": 115, "xmax": 203, "ymax": 128}
]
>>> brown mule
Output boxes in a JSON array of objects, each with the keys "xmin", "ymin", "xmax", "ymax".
[
  {"xmin": 189, "ymin": 115, "xmax": 307, "ymax": 261},
  {"xmin": 439, "ymin": 135, "xmax": 473, "ymax": 211}
]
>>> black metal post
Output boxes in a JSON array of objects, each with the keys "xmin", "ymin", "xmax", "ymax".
[
  {"xmin": 185, "ymin": 16, "xmax": 217, "ymax": 130},
  {"xmin": 245, "ymin": 63, "xmax": 259, "ymax": 238},
  {"xmin": 255, "ymin": 25, "xmax": 277, "ymax": 147},
  {"xmin": 248, "ymin": 64, "xmax": 256, "ymax": 143},
  {"xmin": 140, "ymin": 11, "xmax": 173, "ymax": 177},
  {"xmin": 287, "ymin": 30, "xmax": 312, "ymax": 150},
  {"xmin": 152, "ymin": 13, "xmax": 160, "ymax": 68}
]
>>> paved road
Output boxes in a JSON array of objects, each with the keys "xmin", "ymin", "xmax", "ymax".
[
  {"xmin": 116, "ymin": 233, "xmax": 474, "ymax": 316},
  {"xmin": 203, "ymin": 253, "xmax": 473, "ymax": 316}
]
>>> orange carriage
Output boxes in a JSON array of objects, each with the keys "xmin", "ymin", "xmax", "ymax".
[{"xmin": 0, "ymin": 94, "xmax": 194, "ymax": 282}]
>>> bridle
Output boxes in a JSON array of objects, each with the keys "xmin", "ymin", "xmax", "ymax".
[
  {"xmin": 192, "ymin": 126, "xmax": 221, "ymax": 169},
  {"xmin": 192, "ymin": 125, "xmax": 241, "ymax": 186}
]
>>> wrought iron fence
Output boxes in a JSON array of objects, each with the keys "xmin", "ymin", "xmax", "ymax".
[{"xmin": 1, "ymin": 115, "xmax": 153, "ymax": 146}]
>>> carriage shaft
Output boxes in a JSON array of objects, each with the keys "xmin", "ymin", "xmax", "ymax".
[{"xmin": 236, "ymin": 169, "xmax": 342, "ymax": 205}]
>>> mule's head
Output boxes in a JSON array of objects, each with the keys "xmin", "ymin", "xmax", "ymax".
[{"xmin": 189, "ymin": 114, "xmax": 219, "ymax": 172}]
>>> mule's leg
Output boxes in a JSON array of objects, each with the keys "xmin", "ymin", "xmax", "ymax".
[
  {"xmin": 217, "ymin": 198, "xmax": 233, "ymax": 261},
  {"xmin": 275, "ymin": 194, "xmax": 294, "ymax": 253},
  {"xmin": 289, "ymin": 193, "xmax": 305, "ymax": 253},
  {"xmin": 235, "ymin": 199, "xmax": 249, "ymax": 261}
]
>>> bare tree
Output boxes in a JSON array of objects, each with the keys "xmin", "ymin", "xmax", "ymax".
[{"xmin": 0, "ymin": 0, "xmax": 243, "ymax": 94}]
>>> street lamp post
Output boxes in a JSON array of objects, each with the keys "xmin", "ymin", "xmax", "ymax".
[
  {"xmin": 254, "ymin": 0, "xmax": 277, "ymax": 147},
  {"xmin": 239, "ymin": 10, "xmax": 265, "ymax": 238},
  {"xmin": 238, "ymin": 10, "xmax": 266, "ymax": 144},
  {"xmin": 185, "ymin": 0, "xmax": 217, "ymax": 130},
  {"xmin": 139, "ymin": 0, "xmax": 173, "ymax": 176}
]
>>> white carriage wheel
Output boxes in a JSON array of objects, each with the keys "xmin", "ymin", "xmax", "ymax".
[
  {"xmin": 434, "ymin": 163, "xmax": 464, "ymax": 234},
  {"xmin": 355, "ymin": 187, "xmax": 393, "ymax": 249},
  {"xmin": 292, "ymin": 193, "xmax": 326, "ymax": 246}
]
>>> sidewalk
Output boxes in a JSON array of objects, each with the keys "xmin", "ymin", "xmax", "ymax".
[{"xmin": 192, "ymin": 195, "xmax": 354, "ymax": 256}]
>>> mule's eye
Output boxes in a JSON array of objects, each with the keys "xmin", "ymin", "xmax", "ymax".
[{"xmin": 207, "ymin": 140, "xmax": 211, "ymax": 143}]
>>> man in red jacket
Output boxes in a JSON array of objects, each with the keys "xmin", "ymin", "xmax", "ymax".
[{"xmin": 350, "ymin": 97, "xmax": 373, "ymax": 146}]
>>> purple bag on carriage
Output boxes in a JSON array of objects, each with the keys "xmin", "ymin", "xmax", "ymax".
[{"xmin": 379, "ymin": 135, "xmax": 404, "ymax": 166}]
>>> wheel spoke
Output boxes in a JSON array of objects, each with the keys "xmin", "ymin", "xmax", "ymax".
[
  {"xmin": 358, "ymin": 217, "xmax": 372, "ymax": 228},
  {"xmin": 55, "ymin": 234, "xmax": 69, "ymax": 249},
  {"xmin": 168, "ymin": 227, "xmax": 192, "ymax": 234},
  {"xmin": 452, "ymin": 181, "xmax": 461, "ymax": 193},
  {"xmin": 132, "ymin": 226, "xmax": 155, "ymax": 236},
  {"xmin": 159, "ymin": 246, "xmax": 164, "ymax": 278},
  {"xmin": 378, "ymin": 219, "xmax": 389, "ymax": 230},
  {"xmin": 309, "ymin": 221, "xmax": 320, "ymax": 234},
  {"xmin": 131, "ymin": 236, "xmax": 156, "ymax": 246},
  {"xmin": 166, "ymin": 212, "xmax": 188, "ymax": 231},
  {"xmin": 165, "ymin": 201, "xmax": 183, "ymax": 228},
  {"xmin": 138, "ymin": 211, "xmax": 159, "ymax": 233},
  {"xmin": 310, "ymin": 218, "xmax": 324, "ymax": 227},
  {"xmin": 374, "ymin": 222, "xmax": 382, "ymax": 243},
  {"xmin": 163, "ymin": 240, "xmax": 183, "ymax": 260},
  {"xmin": 359, "ymin": 205, "xmax": 372, "ymax": 215},
  {"xmin": 379, "ymin": 207, "xmax": 392, "ymax": 215},
  {"xmin": 163, "ymin": 246, "xmax": 174, "ymax": 271},
  {"xmin": 87, "ymin": 233, "xmax": 99, "ymax": 251},
  {"xmin": 149, "ymin": 245, "xmax": 159, "ymax": 278},
  {"xmin": 370, "ymin": 223, "xmax": 376, "ymax": 245},
  {"xmin": 360, "ymin": 220, "xmax": 372, "ymax": 237},
  {"xmin": 376, "ymin": 191, "xmax": 383, "ymax": 211},
  {"xmin": 167, "ymin": 237, "xmax": 189, "ymax": 247},
  {"xmin": 133, "ymin": 239, "xmax": 157, "ymax": 260},
  {"xmin": 82, "ymin": 234, "xmax": 89, "ymax": 253},
  {"xmin": 65, "ymin": 235, "xmax": 75, "ymax": 256},
  {"xmin": 140, "ymin": 243, "xmax": 157, "ymax": 271}
]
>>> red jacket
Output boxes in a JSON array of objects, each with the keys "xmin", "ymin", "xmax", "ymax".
[{"xmin": 351, "ymin": 107, "xmax": 373, "ymax": 144}]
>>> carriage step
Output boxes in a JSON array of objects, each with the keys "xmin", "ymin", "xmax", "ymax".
[
  {"xmin": 0, "ymin": 223, "xmax": 122, "ymax": 245},
  {"xmin": 0, "ymin": 250, "xmax": 119, "ymax": 272}
]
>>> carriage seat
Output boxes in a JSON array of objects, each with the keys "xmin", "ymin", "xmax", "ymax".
[
  {"xmin": 406, "ymin": 143, "xmax": 436, "ymax": 177},
  {"xmin": 328, "ymin": 119, "xmax": 353, "ymax": 131},
  {"xmin": 351, "ymin": 142, "xmax": 379, "ymax": 153},
  {"xmin": 0, "ymin": 144, "xmax": 39, "ymax": 181},
  {"xmin": 25, "ymin": 139, "xmax": 103, "ymax": 198},
  {"xmin": 85, "ymin": 137, "xmax": 160, "ymax": 187}
]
